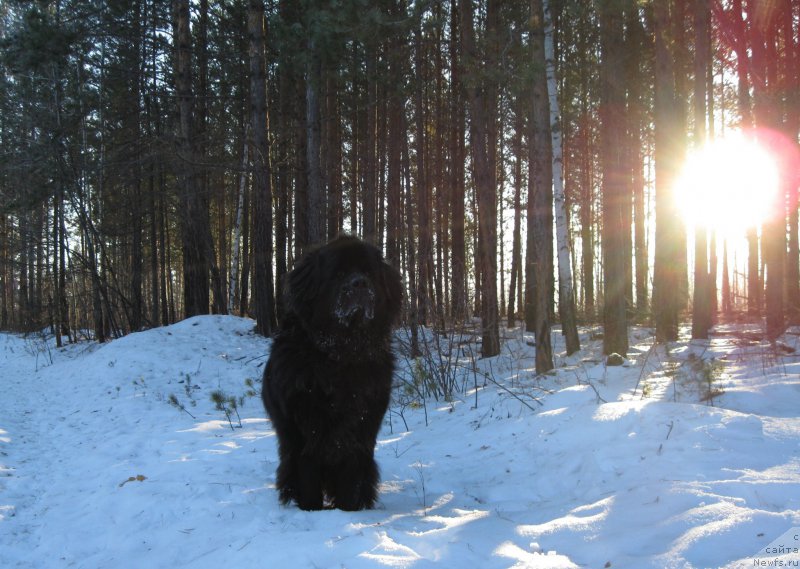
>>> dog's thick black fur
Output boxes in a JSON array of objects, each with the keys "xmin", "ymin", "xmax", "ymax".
[{"xmin": 262, "ymin": 236, "xmax": 402, "ymax": 511}]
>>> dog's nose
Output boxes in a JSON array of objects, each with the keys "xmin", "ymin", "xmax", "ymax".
[{"xmin": 344, "ymin": 274, "xmax": 369, "ymax": 291}]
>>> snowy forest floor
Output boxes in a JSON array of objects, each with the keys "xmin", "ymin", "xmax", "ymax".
[{"xmin": 1, "ymin": 315, "xmax": 799, "ymax": 568}]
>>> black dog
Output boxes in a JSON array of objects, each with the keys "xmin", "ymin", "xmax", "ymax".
[{"xmin": 262, "ymin": 236, "xmax": 402, "ymax": 511}]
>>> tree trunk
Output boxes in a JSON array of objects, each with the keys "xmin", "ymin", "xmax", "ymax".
[
  {"xmin": 625, "ymin": 3, "xmax": 648, "ymax": 316},
  {"xmin": 130, "ymin": 177, "xmax": 143, "ymax": 330},
  {"xmin": 652, "ymin": 0, "xmax": 682, "ymax": 343},
  {"xmin": 363, "ymin": 45, "xmax": 378, "ymax": 244},
  {"xmin": 526, "ymin": 0, "xmax": 554, "ymax": 371},
  {"xmin": 414, "ymin": 19, "xmax": 434, "ymax": 325},
  {"xmin": 599, "ymin": 0, "xmax": 628, "ymax": 356},
  {"xmin": 785, "ymin": 0, "xmax": 799, "ymax": 323},
  {"xmin": 239, "ymin": 183, "xmax": 251, "ymax": 317},
  {"xmin": 306, "ymin": 37, "xmax": 325, "ymax": 247},
  {"xmin": 386, "ymin": 2, "xmax": 405, "ymax": 270},
  {"xmin": 230, "ymin": 133, "xmax": 248, "ymax": 313},
  {"xmin": 691, "ymin": 0, "xmax": 712, "ymax": 340},
  {"xmin": 508, "ymin": 111, "xmax": 523, "ymax": 327},
  {"xmin": 148, "ymin": 164, "xmax": 159, "ymax": 328},
  {"xmin": 248, "ymin": 0, "xmax": 276, "ymax": 335},
  {"xmin": 450, "ymin": 0, "xmax": 467, "ymax": 324},
  {"xmin": 173, "ymin": 0, "xmax": 210, "ymax": 319},
  {"xmin": 196, "ymin": 0, "xmax": 226, "ymax": 318},
  {"xmin": 730, "ymin": 0, "xmax": 761, "ymax": 316},
  {"xmin": 325, "ymin": 69, "xmax": 343, "ymax": 241},
  {"xmin": 722, "ymin": 239, "xmax": 732, "ymax": 315},
  {"xmin": 0, "ymin": 216, "xmax": 7, "ymax": 329},
  {"xmin": 543, "ymin": 0, "xmax": 580, "ymax": 355},
  {"xmin": 578, "ymin": 22, "xmax": 594, "ymax": 318},
  {"xmin": 53, "ymin": 192, "xmax": 64, "ymax": 345},
  {"xmin": 460, "ymin": 0, "xmax": 500, "ymax": 358},
  {"xmin": 404, "ymin": 118, "xmax": 420, "ymax": 357}
]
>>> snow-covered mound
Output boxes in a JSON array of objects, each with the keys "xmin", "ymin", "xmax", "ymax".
[{"xmin": 1, "ymin": 316, "xmax": 798, "ymax": 568}]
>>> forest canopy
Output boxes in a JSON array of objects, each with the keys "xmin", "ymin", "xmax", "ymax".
[{"xmin": 0, "ymin": 0, "xmax": 798, "ymax": 369}]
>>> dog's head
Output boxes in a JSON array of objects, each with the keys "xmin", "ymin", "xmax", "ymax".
[{"xmin": 284, "ymin": 236, "xmax": 402, "ymax": 355}]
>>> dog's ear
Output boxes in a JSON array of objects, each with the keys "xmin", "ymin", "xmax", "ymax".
[
  {"xmin": 286, "ymin": 249, "xmax": 320, "ymax": 320},
  {"xmin": 380, "ymin": 260, "xmax": 403, "ymax": 321}
]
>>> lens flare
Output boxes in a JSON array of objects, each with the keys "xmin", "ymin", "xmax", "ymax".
[{"xmin": 674, "ymin": 132, "xmax": 781, "ymax": 236}]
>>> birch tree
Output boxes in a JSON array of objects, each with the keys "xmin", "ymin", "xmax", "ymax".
[
  {"xmin": 229, "ymin": 136, "xmax": 248, "ymax": 313},
  {"xmin": 543, "ymin": 0, "xmax": 580, "ymax": 355}
]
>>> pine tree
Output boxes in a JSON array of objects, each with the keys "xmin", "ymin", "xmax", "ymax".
[{"xmin": 599, "ymin": 0, "xmax": 628, "ymax": 356}]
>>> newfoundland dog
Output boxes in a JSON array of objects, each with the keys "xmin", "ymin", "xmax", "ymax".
[{"xmin": 262, "ymin": 235, "xmax": 402, "ymax": 511}]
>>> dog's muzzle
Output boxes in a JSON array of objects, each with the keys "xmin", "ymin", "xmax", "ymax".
[{"xmin": 335, "ymin": 274, "xmax": 376, "ymax": 324}]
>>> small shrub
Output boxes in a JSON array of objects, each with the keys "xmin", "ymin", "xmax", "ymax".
[
  {"xmin": 211, "ymin": 390, "xmax": 242, "ymax": 430},
  {"xmin": 168, "ymin": 394, "xmax": 196, "ymax": 419}
]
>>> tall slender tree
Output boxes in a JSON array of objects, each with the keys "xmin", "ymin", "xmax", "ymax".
[
  {"xmin": 598, "ymin": 0, "xmax": 628, "ymax": 356},
  {"xmin": 543, "ymin": 0, "xmax": 580, "ymax": 355},
  {"xmin": 691, "ymin": 0, "xmax": 712, "ymax": 340},
  {"xmin": 248, "ymin": 0, "xmax": 276, "ymax": 335},
  {"xmin": 460, "ymin": 0, "xmax": 500, "ymax": 358},
  {"xmin": 527, "ymin": 0, "xmax": 554, "ymax": 371},
  {"xmin": 305, "ymin": 33, "xmax": 325, "ymax": 247},
  {"xmin": 653, "ymin": 0, "xmax": 682, "ymax": 342},
  {"xmin": 449, "ymin": 0, "xmax": 468, "ymax": 324},
  {"xmin": 173, "ymin": 0, "xmax": 210, "ymax": 318}
]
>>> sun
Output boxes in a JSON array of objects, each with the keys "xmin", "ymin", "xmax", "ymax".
[{"xmin": 674, "ymin": 132, "xmax": 780, "ymax": 236}]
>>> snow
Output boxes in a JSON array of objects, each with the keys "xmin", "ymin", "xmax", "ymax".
[{"xmin": 1, "ymin": 315, "xmax": 799, "ymax": 568}]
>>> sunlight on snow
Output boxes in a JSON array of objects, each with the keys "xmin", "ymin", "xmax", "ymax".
[
  {"xmin": 178, "ymin": 420, "xmax": 232, "ymax": 433},
  {"xmin": 406, "ymin": 507, "xmax": 490, "ymax": 537},
  {"xmin": 0, "ymin": 427, "xmax": 12, "ymax": 522},
  {"xmin": 495, "ymin": 541, "xmax": 579, "ymax": 569},
  {"xmin": 592, "ymin": 401, "xmax": 652, "ymax": 422},
  {"xmin": 0, "ymin": 505, "xmax": 13, "ymax": 522},
  {"xmin": 538, "ymin": 407, "xmax": 569, "ymax": 418},
  {"xmin": 377, "ymin": 431, "xmax": 414, "ymax": 446},
  {"xmin": 657, "ymin": 502, "xmax": 753, "ymax": 562},
  {"xmin": 379, "ymin": 479, "xmax": 415, "ymax": 495},
  {"xmin": 736, "ymin": 458, "xmax": 800, "ymax": 484},
  {"xmin": 517, "ymin": 496, "xmax": 615, "ymax": 537},
  {"xmin": 358, "ymin": 531, "xmax": 423, "ymax": 567}
]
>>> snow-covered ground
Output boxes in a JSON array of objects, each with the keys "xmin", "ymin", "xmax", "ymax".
[{"xmin": 1, "ymin": 315, "xmax": 799, "ymax": 568}]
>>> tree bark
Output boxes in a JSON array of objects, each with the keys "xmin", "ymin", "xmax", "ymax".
[
  {"xmin": 414, "ymin": 19, "xmax": 433, "ymax": 323},
  {"xmin": 599, "ymin": 0, "xmax": 629, "ymax": 356},
  {"xmin": 785, "ymin": 0, "xmax": 800, "ymax": 325},
  {"xmin": 173, "ymin": 0, "xmax": 210, "ymax": 319},
  {"xmin": 230, "ymin": 133, "xmax": 248, "ymax": 313},
  {"xmin": 386, "ymin": 1, "xmax": 405, "ymax": 271},
  {"xmin": 363, "ymin": 44, "xmax": 378, "ymax": 244},
  {"xmin": 652, "ymin": 0, "xmax": 682, "ymax": 342},
  {"xmin": 543, "ymin": 0, "xmax": 580, "ymax": 355},
  {"xmin": 450, "ymin": 0, "xmax": 467, "ymax": 324},
  {"xmin": 460, "ymin": 0, "xmax": 500, "ymax": 358},
  {"xmin": 526, "ymin": 0, "xmax": 554, "ymax": 371},
  {"xmin": 306, "ymin": 36, "xmax": 325, "ymax": 247},
  {"xmin": 577, "ymin": 15, "xmax": 594, "ymax": 317},
  {"xmin": 625, "ymin": 2, "xmax": 648, "ymax": 315},
  {"xmin": 248, "ymin": 0, "xmax": 276, "ymax": 335},
  {"xmin": 508, "ymin": 111, "xmax": 523, "ymax": 327},
  {"xmin": 691, "ymin": 0, "xmax": 712, "ymax": 340}
]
